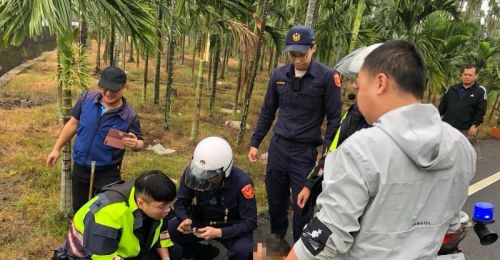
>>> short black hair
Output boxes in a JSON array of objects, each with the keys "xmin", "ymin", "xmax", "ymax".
[
  {"xmin": 461, "ymin": 64, "xmax": 479, "ymax": 74},
  {"xmin": 362, "ymin": 40, "xmax": 426, "ymax": 99},
  {"xmin": 135, "ymin": 170, "xmax": 176, "ymax": 203}
]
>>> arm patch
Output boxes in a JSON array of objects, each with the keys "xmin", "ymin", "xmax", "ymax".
[
  {"xmin": 301, "ymin": 216, "xmax": 333, "ymax": 256},
  {"xmin": 241, "ymin": 184, "xmax": 254, "ymax": 199}
]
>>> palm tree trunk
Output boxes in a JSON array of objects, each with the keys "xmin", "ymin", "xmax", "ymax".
[
  {"xmin": 153, "ymin": 3, "xmax": 163, "ymax": 105},
  {"xmin": 128, "ymin": 37, "xmax": 134, "ymax": 62},
  {"xmin": 143, "ymin": 50, "xmax": 149, "ymax": 103},
  {"xmin": 95, "ymin": 18, "xmax": 102, "ymax": 73},
  {"xmin": 237, "ymin": 0, "xmax": 270, "ymax": 145},
  {"xmin": 209, "ymin": 34, "xmax": 221, "ymax": 117},
  {"xmin": 109, "ymin": 24, "xmax": 116, "ymax": 66},
  {"xmin": 181, "ymin": 33, "xmax": 185, "ymax": 65},
  {"xmin": 191, "ymin": 34, "xmax": 199, "ymax": 81},
  {"xmin": 304, "ymin": 0, "xmax": 317, "ymax": 27},
  {"xmin": 233, "ymin": 57, "xmax": 243, "ymax": 113},
  {"xmin": 103, "ymin": 36, "xmax": 109, "ymax": 65},
  {"xmin": 164, "ymin": 0, "xmax": 177, "ymax": 130},
  {"xmin": 267, "ymin": 45, "xmax": 274, "ymax": 75},
  {"xmin": 190, "ymin": 31, "xmax": 210, "ymax": 142},
  {"xmin": 79, "ymin": 15, "xmax": 88, "ymax": 50},
  {"xmin": 348, "ymin": 0, "xmax": 365, "ymax": 53},
  {"xmin": 56, "ymin": 36, "xmax": 73, "ymax": 217},
  {"xmin": 136, "ymin": 44, "xmax": 140, "ymax": 68},
  {"xmin": 259, "ymin": 45, "xmax": 265, "ymax": 71},
  {"xmin": 122, "ymin": 33, "xmax": 127, "ymax": 70},
  {"xmin": 219, "ymin": 37, "xmax": 229, "ymax": 80}
]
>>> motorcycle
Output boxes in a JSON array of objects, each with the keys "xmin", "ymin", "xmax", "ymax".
[{"xmin": 437, "ymin": 202, "xmax": 498, "ymax": 260}]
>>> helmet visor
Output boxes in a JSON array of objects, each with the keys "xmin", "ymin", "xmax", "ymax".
[{"xmin": 184, "ymin": 161, "xmax": 224, "ymax": 191}]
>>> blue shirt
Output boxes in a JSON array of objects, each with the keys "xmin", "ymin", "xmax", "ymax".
[
  {"xmin": 250, "ymin": 60, "xmax": 342, "ymax": 150},
  {"xmin": 71, "ymin": 91, "xmax": 143, "ymax": 168}
]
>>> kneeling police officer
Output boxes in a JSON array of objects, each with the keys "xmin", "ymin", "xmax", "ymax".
[{"xmin": 168, "ymin": 136, "xmax": 257, "ymax": 260}]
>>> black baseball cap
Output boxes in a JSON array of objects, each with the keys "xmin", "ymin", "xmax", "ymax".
[
  {"xmin": 98, "ymin": 66, "xmax": 127, "ymax": 90},
  {"xmin": 283, "ymin": 25, "xmax": 315, "ymax": 53}
]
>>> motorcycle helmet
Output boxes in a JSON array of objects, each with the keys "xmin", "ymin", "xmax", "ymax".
[{"xmin": 185, "ymin": 136, "xmax": 233, "ymax": 191}]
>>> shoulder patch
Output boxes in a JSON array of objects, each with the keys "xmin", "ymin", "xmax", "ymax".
[
  {"xmin": 333, "ymin": 73, "xmax": 341, "ymax": 88},
  {"xmin": 301, "ymin": 216, "xmax": 333, "ymax": 256},
  {"xmin": 241, "ymin": 184, "xmax": 254, "ymax": 199}
]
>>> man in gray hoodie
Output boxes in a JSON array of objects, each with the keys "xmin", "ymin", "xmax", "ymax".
[{"xmin": 288, "ymin": 40, "xmax": 476, "ymax": 259}]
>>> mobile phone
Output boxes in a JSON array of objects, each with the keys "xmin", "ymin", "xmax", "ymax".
[{"xmin": 121, "ymin": 132, "xmax": 132, "ymax": 138}]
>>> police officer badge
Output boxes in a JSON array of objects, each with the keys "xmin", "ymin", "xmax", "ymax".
[{"xmin": 292, "ymin": 33, "xmax": 301, "ymax": 42}]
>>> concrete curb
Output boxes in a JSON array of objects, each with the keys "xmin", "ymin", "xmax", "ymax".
[{"xmin": 0, "ymin": 55, "xmax": 47, "ymax": 88}]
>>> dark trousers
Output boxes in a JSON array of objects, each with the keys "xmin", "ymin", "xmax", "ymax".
[
  {"xmin": 167, "ymin": 218, "xmax": 253, "ymax": 260},
  {"xmin": 72, "ymin": 163, "xmax": 122, "ymax": 213},
  {"xmin": 266, "ymin": 136, "xmax": 317, "ymax": 242}
]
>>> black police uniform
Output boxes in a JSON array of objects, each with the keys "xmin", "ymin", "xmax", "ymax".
[
  {"xmin": 250, "ymin": 60, "xmax": 341, "ymax": 242},
  {"xmin": 438, "ymin": 81, "xmax": 487, "ymax": 131},
  {"xmin": 168, "ymin": 166, "xmax": 257, "ymax": 260}
]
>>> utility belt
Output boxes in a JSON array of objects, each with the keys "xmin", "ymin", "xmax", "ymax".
[{"xmin": 191, "ymin": 205, "xmax": 241, "ymax": 228}]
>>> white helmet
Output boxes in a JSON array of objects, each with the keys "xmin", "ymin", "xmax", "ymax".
[{"xmin": 185, "ymin": 136, "xmax": 233, "ymax": 191}]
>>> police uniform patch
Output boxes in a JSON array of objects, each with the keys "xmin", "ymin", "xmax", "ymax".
[
  {"xmin": 333, "ymin": 73, "xmax": 341, "ymax": 88},
  {"xmin": 276, "ymin": 80, "xmax": 286, "ymax": 86},
  {"xmin": 301, "ymin": 216, "xmax": 332, "ymax": 256},
  {"xmin": 241, "ymin": 184, "xmax": 254, "ymax": 199}
]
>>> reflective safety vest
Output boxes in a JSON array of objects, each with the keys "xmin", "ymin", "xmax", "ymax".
[{"xmin": 65, "ymin": 181, "xmax": 171, "ymax": 259}]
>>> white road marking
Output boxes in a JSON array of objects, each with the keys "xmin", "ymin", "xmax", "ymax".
[{"xmin": 468, "ymin": 171, "xmax": 500, "ymax": 196}]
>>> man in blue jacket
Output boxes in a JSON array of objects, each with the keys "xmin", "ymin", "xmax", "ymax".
[
  {"xmin": 169, "ymin": 137, "xmax": 257, "ymax": 260},
  {"xmin": 47, "ymin": 66, "xmax": 144, "ymax": 212}
]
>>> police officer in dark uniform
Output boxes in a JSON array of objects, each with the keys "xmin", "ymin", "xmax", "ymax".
[
  {"xmin": 168, "ymin": 137, "xmax": 257, "ymax": 260},
  {"xmin": 247, "ymin": 25, "xmax": 342, "ymax": 243}
]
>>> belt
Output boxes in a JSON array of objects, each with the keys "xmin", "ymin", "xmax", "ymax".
[{"xmin": 272, "ymin": 135, "xmax": 318, "ymax": 148}]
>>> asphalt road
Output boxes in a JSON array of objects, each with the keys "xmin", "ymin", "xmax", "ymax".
[{"xmin": 461, "ymin": 138, "xmax": 500, "ymax": 260}]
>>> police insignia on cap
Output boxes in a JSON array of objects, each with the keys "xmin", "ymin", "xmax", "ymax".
[{"xmin": 292, "ymin": 33, "xmax": 301, "ymax": 42}]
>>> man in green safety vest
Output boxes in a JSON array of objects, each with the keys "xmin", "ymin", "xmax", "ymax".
[{"xmin": 52, "ymin": 170, "xmax": 178, "ymax": 260}]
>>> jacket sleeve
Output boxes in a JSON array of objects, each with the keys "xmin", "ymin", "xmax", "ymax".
[
  {"xmin": 249, "ymin": 72, "xmax": 280, "ymax": 148},
  {"xmin": 82, "ymin": 210, "xmax": 123, "ymax": 259},
  {"xmin": 471, "ymin": 86, "xmax": 487, "ymax": 126},
  {"xmin": 293, "ymin": 144, "xmax": 371, "ymax": 259},
  {"xmin": 174, "ymin": 170, "xmax": 195, "ymax": 221},
  {"xmin": 128, "ymin": 116, "xmax": 144, "ymax": 140},
  {"xmin": 221, "ymin": 182, "xmax": 257, "ymax": 239},
  {"xmin": 322, "ymin": 71, "xmax": 342, "ymax": 153},
  {"xmin": 438, "ymin": 87, "xmax": 450, "ymax": 115}
]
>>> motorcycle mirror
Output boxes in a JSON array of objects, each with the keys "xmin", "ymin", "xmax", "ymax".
[{"xmin": 474, "ymin": 223, "xmax": 498, "ymax": 246}]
